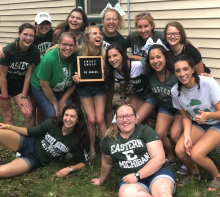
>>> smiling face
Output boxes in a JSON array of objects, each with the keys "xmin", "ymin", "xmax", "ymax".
[
  {"xmin": 68, "ymin": 11, "xmax": 83, "ymax": 31},
  {"xmin": 149, "ymin": 48, "xmax": 166, "ymax": 73},
  {"xmin": 136, "ymin": 19, "xmax": 153, "ymax": 41},
  {"xmin": 116, "ymin": 105, "xmax": 137, "ymax": 135},
  {"xmin": 108, "ymin": 48, "xmax": 122, "ymax": 70},
  {"xmin": 36, "ymin": 20, "xmax": 51, "ymax": 37},
  {"xmin": 102, "ymin": 11, "xmax": 119, "ymax": 34},
  {"xmin": 19, "ymin": 28, "xmax": 35, "ymax": 49},
  {"xmin": 174, "ymin": 60, "xmax": 195, "ymax": 88},
  {"xmin": 63, "ymin": 109, "xmax": 78, "ymax": 128},
  {"xmin": 58, "ymin": 36, "xmax": 76, "ymax": 60},
  {"xmin": 87, "ymin": 27, "xmax": 103, "ymax": 47},
  {"xmin": 166, "ymin": 26, "xmax": 181, "ymax": 46}
]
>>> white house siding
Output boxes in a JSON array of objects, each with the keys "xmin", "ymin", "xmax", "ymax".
[{"xmin": 120, "ymin": 0, "xmax": 220, "ymax": 83}]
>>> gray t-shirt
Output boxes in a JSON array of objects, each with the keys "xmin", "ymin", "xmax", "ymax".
[{"xmin": 171, "ymin": 76, "xmax": 220, "ymax": 124}]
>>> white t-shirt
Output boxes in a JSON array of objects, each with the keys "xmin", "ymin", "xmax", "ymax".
[{"xmin": 171, "ymin": 76, "xmax": 220, "ymax": 124}]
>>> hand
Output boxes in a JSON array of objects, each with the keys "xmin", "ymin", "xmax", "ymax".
[
  {"xmin": 195, "ymin": 110, "xmax": 207, "ymax": 124},
  {"xmin": 102, "ymin": 70, "xmax": 105, "ymax": 80},
  {"xmin": 91, "ymin": 178, "xmax": 103, "ymax": 185},
  {"xmin": 0, "ymin": 47, "xmax": 5, "ymax": 58},
  {"xmin": 200, "ymin": 73, "xmax": 213, "ymax": 78},
  {"xmin": 45, "ymin": 44, "xmax": 58, "ymax": 54},
  {"xmin": 184, "ymin": 135, "xmax": 193, "ymax": 156},
  {"xmin": 55, "ymin": 167, "xmax": 70, "ymax": 177},
  {"xmin": 1, "ymin": 99, "xmax": 11, "ymax": 112},
  {"xmin": 72, "ymin": 72, "xmax": 81, "ymax": 83},
  {"xmin": 0, "ymin": 123, "xmax": 8, "ymax": 129},
  {"xmin": 122, "ymin": 173, "xmax": 138, "ymax": 184},
  {"xmin": 20, "ymin": 98, "xmax": 33, "ymax": 113},
  {"xmin": 53, "ymin": 103, "xmax": 61, "ymax": 117},
  {"xmin": 58, "ymin": 100, "xmax": 66, "ymax": 114}
]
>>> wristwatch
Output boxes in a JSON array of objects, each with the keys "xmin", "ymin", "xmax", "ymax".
[
  {"xmin": 134, "ymin": 172, "xmax": 140, "ymax": 181},
  {"xmin": 69, "ymin": 167, "xmax": 73, "ymax": 172}
]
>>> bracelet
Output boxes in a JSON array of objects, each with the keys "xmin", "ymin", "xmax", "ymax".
[
  {"xmin": 120, "ymin": 96, "xmax": 126, "ymax": 100},
  {"xmin": 7, "ymin": 124, "xmax": 9, "ymax": 129},
  {"xmin": 21, "ymin": 96, "xmax": 28, "ymax": 99},
  {"xmin": 0, "ymin": 96, "xmax": 10, "ymax": 100}
]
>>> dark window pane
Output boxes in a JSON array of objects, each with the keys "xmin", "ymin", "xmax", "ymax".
[{"xmin": 87, "ymin": 0, "xmax": 114, "ymax": 14}]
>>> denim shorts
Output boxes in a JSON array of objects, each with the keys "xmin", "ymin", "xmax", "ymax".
[
  {"xmin": 119, "ymin": 168, "xmax": 176, "ymax": 195},
  {"xmin": 77, "ymin": 85, "xmax": 107, "ymax": 98},
  {"xmin": 192, "ymin": 121, "xmax": 220, "ymax": 133},
  {"xmin": 158, "ymin": 105, "xmax": 181, "ymax": 116},
  {"xmin": 17, "ymin": 135, "xmax": 41, "ymax": 171},
  {"xmin": 132, "ymin": 92, "xmax": 157, "ymax": 106}
]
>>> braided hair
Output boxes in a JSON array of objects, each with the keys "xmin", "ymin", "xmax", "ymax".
[
  {"xmin": 174, "ymin": 55, "xmax": 200, "ymax": 96},
  {"xmin": 16, "ymin": 23, "xmax": 36, "ymax": 68}
]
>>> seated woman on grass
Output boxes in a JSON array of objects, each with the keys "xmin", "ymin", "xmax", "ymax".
[
  {"xmin": 0, "ymin": 103, "xmax": 89, "ymax": 178},
  {"xmin": 171, "ymin": 55, "xmax": 220, "ymax": 191},
  {"xmin": 92, "ymin": 104, "xmax": 175, "ymax": 197}
]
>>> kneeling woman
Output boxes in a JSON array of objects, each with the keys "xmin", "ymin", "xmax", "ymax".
[
  {"xmin": 171, "ymin": 55, "xmax": 220, "ymax": 191},
  {"xmin": 31, "ymin": 32, "xmax": 77, "ymax": 119},
  {"xmin": 0, "ymin": 104, "xmax": 89, "ymax": 178},
  {"xmin": 105, "ymin": 43, "xmax": 156, "ymax": 124},
  {"xmin": 92, "ymin": 105, "xmax": 175, "ymax": 197}
]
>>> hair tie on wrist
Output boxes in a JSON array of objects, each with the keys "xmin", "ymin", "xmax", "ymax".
[{"xmin": 7, "ymin": 124, "xmax": 9, "ymax": 129}]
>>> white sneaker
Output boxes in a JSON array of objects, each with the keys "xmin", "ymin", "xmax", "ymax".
[{"xmin": 177, "ymin": 165, "xmax": 189, "ymax": 175}]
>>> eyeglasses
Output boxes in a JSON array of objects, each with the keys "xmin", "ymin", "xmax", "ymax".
[
  {"xmin": 60, "ymin": 43, "xmax": 76, "ymax": 48},
  {"xmin": 105, "ymin": 17, "xmax": 118, "ymax": 22},
  {"xmin": 134, "ymin": 13, "xmax": 148, "ymax": 19},
  {"xmin": 166, "ymin": 32, "xmax": 180, "ymax": 37},
  {"xmin": 116, "ymin": 114, "xmax": 135, "ymax": 121}
]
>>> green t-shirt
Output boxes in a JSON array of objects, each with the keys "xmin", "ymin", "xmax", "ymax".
[
  {"xmin": 31, "ymin": 47, "xmax": 76, "ymax": 91},
  {"xmin": 27, "ymin": 119, "xmax": 85, "ymax": 166},
  {"xmin": 126, "ymin": 31, "xmax": 165, "ymax": 57},
  {"xmin": 100, "ymin": 124, "xmax": 170, "ymax": 183},
  {"xmin": 0, "ymin": 42, "xmax": 40, "ymax": 80},
  {"xmin": 102, "ymin": 31, "xmax": 127, "ymax": 51},
  {"xmin": 33, "ymin": 28, "xmax": 53, "ymax": 59},
  {"xmin": 78, "ymin": 35, "xmax": 83, "ymax": 45},
  {"xmin": 150, "ymin": 72, "xmax": 178, "ymax": 109}
]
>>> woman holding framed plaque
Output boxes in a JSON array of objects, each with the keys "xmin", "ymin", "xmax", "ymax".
[{"xmin": 73, "ymin": 26, "xmax": 107, "ymax": 160}]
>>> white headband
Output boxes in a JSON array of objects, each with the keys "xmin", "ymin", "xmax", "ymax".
[
  {"xmin": 141, "ymin": 38, "xmax": 169, "ymax": 55},
  {"xmin": 100, "ymin": 3, "xmax": 126, "ymax": 16}
]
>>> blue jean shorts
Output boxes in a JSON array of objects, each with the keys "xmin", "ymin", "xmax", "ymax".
[
  {"xmin": 77, "ymin": 85, "xmax": 107, "ymax": 98},
  {"xmin": 192, "ymin": 121, "xmax": 220, "ymax": 133},
  {"xmin": 17, "ymin": 135, "xmax": 41, "ymax": 171},
  {"xmin": 132, "ymin": 92, "xmax": 157, "ymax": 106},
  {"xmin": 119, "ymin": 168, "xmax": 176, "ymax": 195},
  {"xmin": 158, "ymin": 105, "xmax": 181, "ymax": 116}
]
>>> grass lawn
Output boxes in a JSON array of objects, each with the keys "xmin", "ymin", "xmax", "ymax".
[{"xmin": 0, "ymin": 102, "xmax": 220, "ymax": 197}]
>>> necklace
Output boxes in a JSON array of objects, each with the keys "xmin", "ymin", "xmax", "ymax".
[{"xmin": 57, "ymin": 49, "xmax": 72, "ymax": 89}]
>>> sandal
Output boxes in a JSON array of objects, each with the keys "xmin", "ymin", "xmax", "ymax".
[
  {"xmin": 208, "ymin": 177, "xmax": 220, "ymax": 191},
  {"xmin": 178, "ymin": 173, "xmax": 201, "ymax": 186}
]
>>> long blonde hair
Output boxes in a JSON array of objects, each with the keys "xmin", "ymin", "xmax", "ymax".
[{"xmin": 80, "ymin": 26, "xmax": 106, "ymax": 60}]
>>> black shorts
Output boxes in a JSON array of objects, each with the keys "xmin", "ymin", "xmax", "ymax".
[{"xmin": 0, "ymin": 78, "xmax": 24, "ymax": 97}]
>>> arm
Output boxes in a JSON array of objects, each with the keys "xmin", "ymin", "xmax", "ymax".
[
  {"xmin": 39, "ymin": 79, "xmax": 60, "ymax": 116},
  {"xmin": 0, "ymin": 46, "xmax": 5, "ymax": 58},
  {"xmin": 0, "ymin": 123, "xmax": 27, "ymax": 135},
  {"xmin": 72, "ymin": 72, "xmax": 81, "ymax": 83},
  {"xmin": 128, "ymin": 55, "xmax": 142, "ymax": 61},
  {"xmin": 92, "ymin": 155, "xmax": 113, "ymax": 185},
  {"xmin": 55, "ymin": 162, "xmax": 85, "ymax": 177},
  {"xmin": 58, "ymin": 84, "xmax": 76, "ymax": 113},
  {"xmin": 122, "ymin": 140, "xmax": 165, "ymax": 183},
  {"xmin": 195, "ymin": 101, "xmax": 220, "ymax": 124},
  {"xmin": 120, "ymin": 83, "xmax": 127, "ymax": 105},
  {"xmin": 194, "ymin": 60, "xmax": 204, "ymax": 75}
]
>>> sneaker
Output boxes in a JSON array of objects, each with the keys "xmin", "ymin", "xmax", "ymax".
[
  {"xmin": 165, "ymin": 157, "xmax": 176, "ymax": 165},
  {"xmin": 177, "ymin": 165, "xmax": 189, "ymax": 175}
]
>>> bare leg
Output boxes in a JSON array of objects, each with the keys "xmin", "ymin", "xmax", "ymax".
[
  {"xmin": 104, "ymin": 90, "xmax": 114, "ymax": 128},
  {"xmin": 0, "ymin": 96, "xmax": 14, "ymax": 125},
  {"xmin": 119, "ymin": 184, "xmax": 151, "ymax": 197},
  {"xmin": 151, "ymin": 178, "xmax": 174, "ymax": 197},
  {"xmin": 170, "ymin": 115, "xmax": 183, "ymax": 144},
  {"xmin": 0, "ymin": 129, "xmax": 20, "ymax": 151}
]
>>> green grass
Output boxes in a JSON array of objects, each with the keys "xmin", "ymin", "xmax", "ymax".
[{"xmin": 0, "ymin": 101, "xmax": 220, "ymax": 196}]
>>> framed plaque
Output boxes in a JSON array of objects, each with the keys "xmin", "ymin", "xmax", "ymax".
[{"xmin": 77, "ymin": 56, "xmax": 104, "ymax": 82}]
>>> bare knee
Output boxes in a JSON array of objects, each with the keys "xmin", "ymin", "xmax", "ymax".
[
  {"xmin": 96, "ymin": 116, "xmax": 105, "ymax": 127},
  {"xmin": 20, "ymin": 109, "xmax": 34, "ymax": 120},
  {"xmin": 156, "ymin": 129, "xmax": 167, "ymax": 140},
  {"xmin": 175, "ymin": 142, "xmax": 185, "ymax": 158},
  {"xmin": 191, "ymin": 150, "xmax": 204, "ymax": 164},
  {"xmin": 152, "ymin": 185, "xmax": 172, "ymax": 197},
  {"xmin": 87, "ymin": 117, "xmax": 96, "ymax": 128},
  {"xmin": 119, "ymin": 184, "xmax": 150, "ymax": 197}
]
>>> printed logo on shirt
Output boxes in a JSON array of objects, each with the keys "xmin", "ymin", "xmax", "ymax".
[
  {"xmin": 151, "ymin": 86, "xmax": 171, "ymax": 102},
  {"xmin": 187, "ymin": 99, "xmax": 201, "ymax": 107},
  {"xmin": 134, "ymin": 45, "xmax": 145, "ymax": 56},
  {"xmin": 8, "ymin": 62, "xmax": 29, "ymax": 75},
  {"xmin": 38, "ymin": 42, "xmax": 52, "ymax": 59}
]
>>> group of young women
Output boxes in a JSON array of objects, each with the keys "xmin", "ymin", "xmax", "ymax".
[{"xmin": 0, "ymin": 3, "xmax": 220, "ymax": 196}]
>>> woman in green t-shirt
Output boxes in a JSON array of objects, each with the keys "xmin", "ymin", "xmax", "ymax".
[
  {"xmin": 92, "ymin": 105, "xmax": 175, "ymax": 197},
  {"xmin": 126, "ymin": 12, "xmax": 164, "ymax": 60},
  {"xmin": 31, "ymin": 32, "xmax": 77, "ymax": 119},
  {"xmin": 0, "ymin": 104, "xmax": 89, "ymax": 178},
  {"xmin": 145, "ymin": 39, "xmax": 183, "ymax": 167},
  {"xmin": 0, "ymin": 23, "xmax": 40, "ymax": 128}
]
